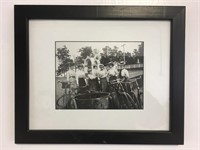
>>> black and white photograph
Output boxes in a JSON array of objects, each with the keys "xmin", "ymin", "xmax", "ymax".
[{"xmin": 56, "ymin": 41, "xmax": 144, "ymax": 109}]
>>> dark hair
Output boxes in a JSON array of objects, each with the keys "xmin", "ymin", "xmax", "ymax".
[
  {"xmin": 78, "ymin": 64, "xmax": 83, "ymax": 68},
  {"xmin": 109, "ymin": 63, "xmax": 114, "ymax": 67},
  {"xmin": 100, "ymin": 65, "xmax": 104, "ymax": 68}
]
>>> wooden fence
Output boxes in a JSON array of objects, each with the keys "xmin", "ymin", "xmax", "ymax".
[{"xmin": 118, "ymin": 64, "xmax": 143, "ymax": 69}]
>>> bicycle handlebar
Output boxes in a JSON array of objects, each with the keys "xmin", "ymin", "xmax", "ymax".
[{"xmin": 110, "ymin": 76, "xmax": 142, "ymax": 85}]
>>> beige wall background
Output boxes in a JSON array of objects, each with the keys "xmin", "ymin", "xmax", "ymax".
[{"xmin": 0, "ymin": 0, "xmax": 199, "ymax": 150}]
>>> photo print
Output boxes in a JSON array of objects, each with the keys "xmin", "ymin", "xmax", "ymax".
[{"xmin": 55, "ymin": 41, "xmax": 144, "ymax": 109}]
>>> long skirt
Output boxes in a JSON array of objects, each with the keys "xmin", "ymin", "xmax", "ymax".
[
  {"xmin": 88, "ymin": 78, "xmax": 97, "ymax": 91},
  {"xmin": 78, "ymin": 78, "xmax": 86, "ymax": 87},
  {"xmin": 100, "ymin": 77, "xmax": 108, "ymax": 92},
  {"xmin": 95, "ymin": 77, "xmax": 100, "ymax": 91},
  {"xmin": 78, "ymin": 78, "xmax": 87, "ymax": 93}
]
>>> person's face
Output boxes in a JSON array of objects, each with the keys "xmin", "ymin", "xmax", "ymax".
[
  {"xmin": 106, "ymin": 66, "xmax": 109, "ymax": 70},
  {"xmin": 100, "ymin": 66, "xmax": 104, "ymax": 70},
  {"xmin": 70, "ymin": 66, "xmax": 75, "ymax": 70}
]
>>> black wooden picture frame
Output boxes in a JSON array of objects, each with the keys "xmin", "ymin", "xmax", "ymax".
[{"xmin": 15, "ymin": 5, "xmax": 185, "ymax": 144}]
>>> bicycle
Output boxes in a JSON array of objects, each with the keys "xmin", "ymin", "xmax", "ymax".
[
  {"xmin": 109, "ymin": 75, "xmax": 143, "ymax": 109},
  {"xmin": 56, "ymin": 80, "xmax": 77, "ymax": 109},
  {"xmin": 128, "ymin": 75, "xmax": 143, "ymax": 109}
]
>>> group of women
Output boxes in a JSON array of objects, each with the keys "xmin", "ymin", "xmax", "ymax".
[{"xmin": 65, "ymin": 61, "xmax": 130, "ymax": 95}]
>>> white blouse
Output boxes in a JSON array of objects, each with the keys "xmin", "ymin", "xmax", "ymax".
[
  {"xmin": 76, "ymin": 70, "xmax": 85, "ymax": 78},
  {"xmin": 92, "ymin": 69, "xmax": 99, "ymax": 77},
  {"xmin": 76, "ymin": 70, "xmax": 86, "ymax": 85},
  {"xmin": 108, "ymin": 67, "xmax": 118, "ymax": 76},
  {"xmin": 88, "ymin": 73, "xmax": 96, "ymax": 80},
  {"xmin": 99, "ymin": 69, "xmax": 108, "ymax": 78},
  {"xmin": 121, "ymin": 69, "xmax": 129, "ymax": 78},
  {"xmin": 66, "ymin": 69, "xmax": 76, "ymax": 81}
]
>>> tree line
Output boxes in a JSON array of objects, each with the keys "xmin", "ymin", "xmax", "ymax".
[{"xmin": 56, "ymin": 43, "xmax": 144, "ymax": 76}]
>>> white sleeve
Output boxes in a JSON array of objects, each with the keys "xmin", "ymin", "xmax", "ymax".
[
  {"xmin": 115, "ymin": 69, "xmax": 119, "ymax": 76},
  {"xmin": 66, "ymin": 72, "xmax": 69, "ymax": 81},
  {"xmin": 76, "ymin": 71, "xmax": 79, "ymax": 85},
  {"xmin": 126, "ymin": 70, "xmax": 129, "ymax": 78},
  {"xmin": 121, "ymin": 70, "xmax": 124, "ymax": 77}
]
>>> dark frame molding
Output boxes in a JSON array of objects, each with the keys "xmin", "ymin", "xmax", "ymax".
[{"xmin": 15, "ymin": 5, "xmax": 185, "ymax": 144}]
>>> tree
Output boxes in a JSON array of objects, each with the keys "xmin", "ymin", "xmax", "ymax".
[
  {"xmin": 116, "ymin": 50, "xmax": 123, "ymax": 62},
  {"xmin": 133, "ymin": 42, "xmax": 144, "ymax": 63},
  {"xmin": 110, "ymin": 46, "xmax": 118, "ymax": 56},
  {"xmin": 79, "ymin": 46, "xmax": 93, "ymax": 59},
  {"xmin": 137, "ymin": 42, "xmax": 144, "ymax": 56},
  {"xmin": 102, "ymin": 46, "xmax": 112, "ymax": 56},
  {"xmin": 100, "ymin": 53, "xmax": 110, "ymax": 65},
  {"xmin": 56, "ymin": 45, "xmax": 73, "ymax": 76},
  {"xmin": 74, "ymin": 56, "xmax": 84, "ymax": 65},
  {"xmin": 133, "ymin": 49, "xmax": 138, "ymax": 56}
]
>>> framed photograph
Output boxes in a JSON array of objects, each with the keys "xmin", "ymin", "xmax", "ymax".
[{"xmin": 15, "ymin": 5, "xmax": 185, "ymax": 144}]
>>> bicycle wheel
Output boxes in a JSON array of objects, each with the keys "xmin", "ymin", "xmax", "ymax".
[
  {"xmin": 56, "ymin": 94, "xmax": 77, "ymax": 109},
  {"xmin": 67, "ymin": 98, "xmax": 77, "ymax": 109},
  {"xmin": 138, "ymin": 92, "xmax": 143, "ymax": 109},
  {"xmin": 117, "ymin": 92, "xmax": 136, "ymax": 109}
]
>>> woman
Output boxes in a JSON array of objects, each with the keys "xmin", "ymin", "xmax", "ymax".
[
  {"xmin": 87, "ymin": 68, "xmax": 98, "ymax": 91},
  {"xmin": 92, "ymin": 65, "xmax": 100, "ymax": 91},
  {"xmin": 76, "ymin": 64, "xmax": 87, "ymax": 93},
  {"xmin": 66, "ymin": 63, "xmax": 77, "ymax": 95},
  {"xmin": 108, "ymin": 62, "xmax": 119, "ymax": 83},
  {"xmin": 98, "ymin": 64, "xmax": 108, "ymax": 92},
  {"xmin": 120, "ymin": 63, "xmax": 129, "ymax": 82},
  {"xmin": 84, "ymin": 56, "xmax": 91, "ymax": 72},
  {"xmin": 94, "ymin": 56, "xmax": 100, "ymax": 70}
]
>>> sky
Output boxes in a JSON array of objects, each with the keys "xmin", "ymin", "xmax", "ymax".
[{"xmin": 55, "ymin": 41, "xmax": 142, "ymax": 58}]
